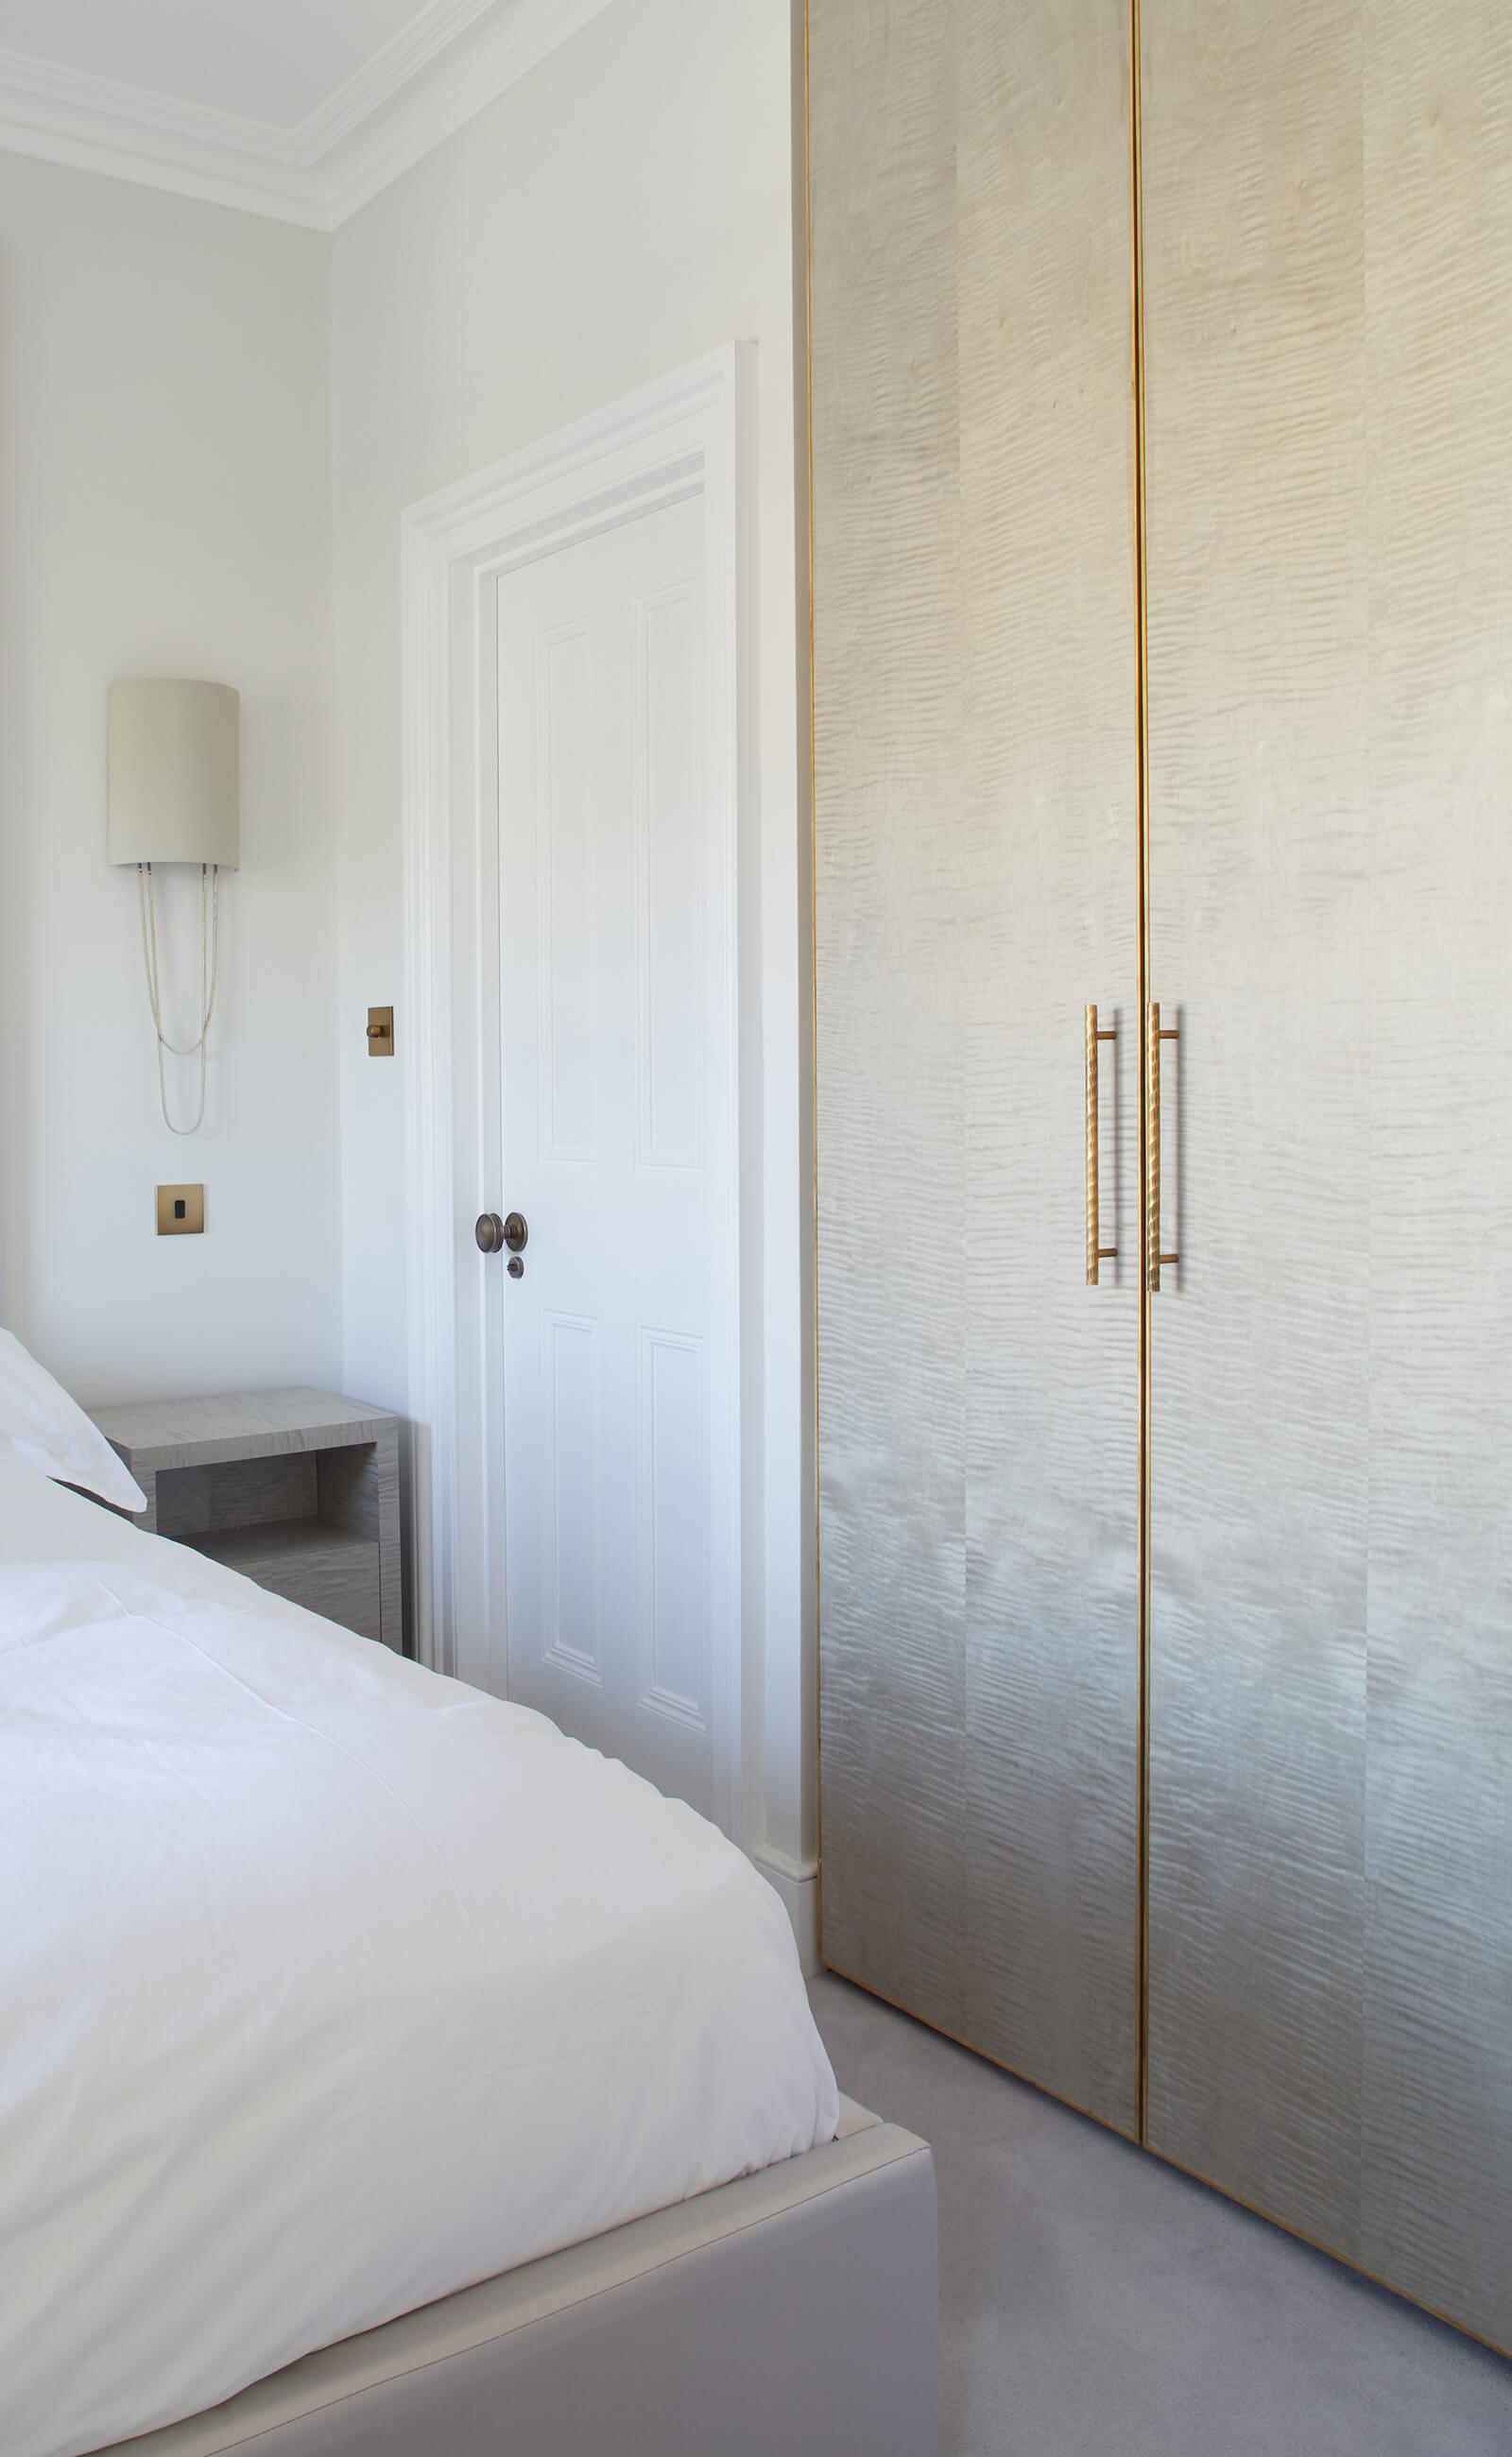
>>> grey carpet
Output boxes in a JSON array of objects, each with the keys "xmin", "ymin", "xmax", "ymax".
[{"xmin": 808, "ymin": 1971, "xmax": 1512, "ymax": 2457}]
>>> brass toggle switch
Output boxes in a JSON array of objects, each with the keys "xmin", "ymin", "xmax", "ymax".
[
  {"xmin": 157, "ymin": 1184, "xmax": 204, "ymax": 1236},
  {"xmin": 367, "ymin": 1005, "xmax": 394, "ymax": 1057}
]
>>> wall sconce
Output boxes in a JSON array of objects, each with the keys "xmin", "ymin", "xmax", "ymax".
[{"xmin": 108, "ymin": 679, "xmax": 240, "ymax": 1136}]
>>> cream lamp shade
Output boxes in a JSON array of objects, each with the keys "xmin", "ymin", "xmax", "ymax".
[{"xmin": 108, "ymin": 679, "xmax": 240, "ymax": 869}]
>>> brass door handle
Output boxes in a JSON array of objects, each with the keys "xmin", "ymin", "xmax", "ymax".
[
  {"xmin": 1146, "ymin": 1004, "xmax": 1180, "ymax": 1291},
  {"xmin": 476, "ymin": 1211, "xmax": 528, "ymax": 1256},
  {"xmin": 1085, "ymin": 1005, "xmax": 1118, "ymax": 1284}
]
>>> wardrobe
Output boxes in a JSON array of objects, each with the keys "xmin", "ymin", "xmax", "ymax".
[{"xmin": 809, "ymin": 0, "xmax": 1512, "ymax": 2352}]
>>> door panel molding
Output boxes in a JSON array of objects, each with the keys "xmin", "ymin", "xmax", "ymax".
[
  {"xmin": 638, "ymin": 1323, "xmax": 712, "ymax": 1731},
  {"xmin": 541, "ymin": 1307, "xmax": 601, "ymax": 1683},
  {"xmin": 399, "ymin": 346, "xmax": 752, "ymax": 1843}
]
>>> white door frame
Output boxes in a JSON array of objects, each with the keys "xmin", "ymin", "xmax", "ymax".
[{"xmin": 399, "ymin": 345, "xmax": 754, "ymax": 1840}]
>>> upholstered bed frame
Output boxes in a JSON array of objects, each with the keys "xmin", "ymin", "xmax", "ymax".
[{"xmin": 98, "ymin": 2100, "xmax": 937, "ymax": 2457}]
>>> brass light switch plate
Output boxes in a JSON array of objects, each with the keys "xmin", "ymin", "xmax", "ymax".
[
  {"xmin": 156, "ymin": 1184, "xmax": 204, "ymax": 1236},
  {"xmin": 367, "ymin": 1005, "xmax": 394, "ymax": 1057}
]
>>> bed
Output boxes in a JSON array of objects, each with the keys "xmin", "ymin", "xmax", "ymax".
[{"xmin": 0, "ymin": 1344, "xmax": 937, "ymax": 2457}]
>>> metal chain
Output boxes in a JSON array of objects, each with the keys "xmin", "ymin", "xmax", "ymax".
[{"xmin": 137, "ymin": 861, "xmax": 220, "ymax": 1135}]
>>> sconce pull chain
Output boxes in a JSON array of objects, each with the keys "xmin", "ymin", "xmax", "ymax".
[{"xmin": 138, "ymin": 862, "xmax": 220, "ymax": 1136}]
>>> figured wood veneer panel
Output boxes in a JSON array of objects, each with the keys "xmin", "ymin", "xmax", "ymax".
[
  {"xmin": 317, "ymin": 1443, "xmax": 381, "ymax": 1542},
  {"xmin": 813, "ymin": 0, "xmax": 1139, "ymax": 2121},
  {"xmin": 1142, "ymin": 0, "xmax": 1369, "ymax": 2252},
  {"xmin": 188, "ymin": 1521, "xmax": 384, "ymax": 1646},
  {"xmin": 956, "ymin": 0, "xmax": 1139, "ymax": 2126},
  {"xmin": 1361, "ymin": 0, "xmax": 1512, "ymax": 2347},
  {"xmin": 88, "ymin": 1388, "xmax": 395, "ymax": 1474},
  {"xmin": 155, "ymin": 1452, "xmax": 318, "ymax": 1539},
  {"xmin": 812, "ymin": 0, "xmax": 971, "ymax": 2032},
  {"xmin": 319, "ymin": 1434, "xmax": 404, "ymax": 1652}
]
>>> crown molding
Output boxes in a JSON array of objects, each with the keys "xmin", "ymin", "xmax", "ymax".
[
  {"xmin": 0, "ymin": 0, "xmax": 612, "ymax": 232},
  {"xmin": 0, "ymin": 43, "xmax": 324, "ymax": 225},
  {"xmin": 321, "ymin": 0, "xmax": 611, "ymax": 226},
  {"xmin": 299, "ymin": 0, "xmax": 503, "ymax": 162}
]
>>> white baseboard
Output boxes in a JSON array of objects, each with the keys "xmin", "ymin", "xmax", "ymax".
[{"xmin": 751, "ymin": 1846, "xmax": 820, "ymax": 1978}]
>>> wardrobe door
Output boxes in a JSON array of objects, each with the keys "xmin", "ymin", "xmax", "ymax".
[
  {"xmin": 811, "ymin": 0, "xmax": 1141, "ymax": 2126},
  {"xmin": 1361, "ymin": 0, "xmax": 1512, "ymax": 2348},
  {"xmin": 1141, "ymin": 0, "xmax": 1369, "ymax": 2254}
]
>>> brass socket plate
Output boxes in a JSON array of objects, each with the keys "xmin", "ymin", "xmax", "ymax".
[
  {"xmin": 157, "ymin": 1183, "xmax": 204, "ymax": 1236},
  {"xmin": 367, "ymin": 1005, "xmax": 394, "ymax": 1057}
]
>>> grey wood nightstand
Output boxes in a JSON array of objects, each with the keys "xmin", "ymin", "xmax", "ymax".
[{"xmin": 89, "ymin": 1387, "xmax": 403, "ymax": 1653}]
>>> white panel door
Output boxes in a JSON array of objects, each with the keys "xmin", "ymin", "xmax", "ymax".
[{"xmin": 492, "ymin": 494, "xmax": 733, "ymax": 1827}]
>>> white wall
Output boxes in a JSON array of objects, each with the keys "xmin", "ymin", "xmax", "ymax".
[
  {"xmin": 0, "ymin": 153, "xmax": 341, "ymax": 1407},
  {"xmin": 331, "ymin": 0, "xmax": 815, "ymax": 1912},
  {"xmin": 0, "ymin": 0, "xmax": 816, "ymax": 1936}
]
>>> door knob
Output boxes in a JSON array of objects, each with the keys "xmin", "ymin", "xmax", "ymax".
[{"xmin": 475, "ymin": 1211, "xmax": 528, "ymax": 1255}]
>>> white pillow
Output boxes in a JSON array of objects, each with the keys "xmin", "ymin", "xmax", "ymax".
[{"xmin": 0, "ymin": 1329, "xmax": 147, "ymax": 1514}]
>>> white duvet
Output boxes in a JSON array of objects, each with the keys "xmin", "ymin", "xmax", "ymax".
[{"xmin": 0, "ymin": 1460, "xmax": 837, "ymax": 2457}]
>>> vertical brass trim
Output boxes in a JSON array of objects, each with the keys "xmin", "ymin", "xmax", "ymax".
[
  {"xmin": 1130, "ymin": 0, "xmax": 1153, "ymax": 2145},
  {"xmin": 802, "ymin": 0, "xmax": 823, "ymax": 1962}
]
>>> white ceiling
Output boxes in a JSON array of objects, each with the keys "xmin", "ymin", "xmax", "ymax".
[
  {"xmin": 0, "ymin": 0, "xmax": 432, "ymax": 130},
  {"xmin": 0, "ymin": 0, "xmax": 610, "ymax": 227}
]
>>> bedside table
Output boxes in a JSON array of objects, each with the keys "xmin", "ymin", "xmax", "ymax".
[{"xmin": 89, "ymin": 1387, "xmax": 403, "ymax": 1653}]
